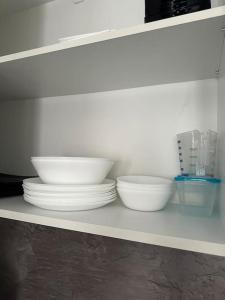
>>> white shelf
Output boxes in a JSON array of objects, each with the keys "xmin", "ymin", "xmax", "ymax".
[
  {"xmin": 0, "ymin": 0, "xmax": 54, "ymax": 18},
  {"xmin": 0, "ymin": 196, "xmax": 225, "ymax": 257},
  {"xmin": 0, "ymin": 6, "xmax": 225, "ymax": 100}
]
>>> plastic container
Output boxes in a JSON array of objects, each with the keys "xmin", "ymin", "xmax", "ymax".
[
  {"xmin": 176, "ymin": 130, "xmax": 217, "ymax": 177},
  {"xmin": 175, "ymin": 176, "xmax": 221, "ymax": 217},
  {"xmin": 177, "ymin": 130, "xmax": 200, "ymax": 176}
]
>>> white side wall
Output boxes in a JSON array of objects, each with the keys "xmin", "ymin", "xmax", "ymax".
[
  {"xmin": 212, "ymin": 0, "xmax": 225, "ymax": 7},
  {"xmin": 0, "ymin": 79, "xmax": 217, "ymax": 178},
  {"xmin": 218, "ymin": 37, "xmax": 225, "ymax": 221}
]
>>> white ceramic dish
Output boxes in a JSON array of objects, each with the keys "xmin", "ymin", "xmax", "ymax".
[
  {"xmin": 23, "ymin": 191, "xmax": 116, "ymax": 202},
  {"xmin": 23, "ymin": 186, "xmax": 116, "ymax": 198},
  {"xmin": 24, "ymin": 194, "xmax": 116, "ymax": 211},
  {"xmin": 23, "ymin": 178, "xmax": 115, "ymax": 192},
  {"xmin": 31, "ymin": 157, "xmax": 114, "ymax": 184},
  {"xmin": 117, "ymin": 176, "xmax": 173, "ymax": 189},
  {"xmin": 117, "ymin": 186, "xmax": 173, "ymax": 212}
]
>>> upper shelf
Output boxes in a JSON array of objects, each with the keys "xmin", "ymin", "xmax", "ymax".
[
  {"xmin": 0, "ymin": 6, "xmax": 225, "ymax": 100},
  {"xmin": 0, "ymin": 196, "xmax": 225, "ymax": 257},
  {"xmin": 0, "ymin": 0, "xmax": 54, "ymax": 18}
]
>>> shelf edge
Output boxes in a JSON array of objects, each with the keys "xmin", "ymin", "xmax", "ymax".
[
  {"xmin": 0, "ymin": 208, "xmax": 224, "ymax": 257},
  {"xmin": 0, "ymin": 6, "xmax": 225, "ymax": 65}
]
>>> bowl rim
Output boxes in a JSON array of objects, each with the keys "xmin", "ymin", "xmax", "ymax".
[
  {"xmin": 117, "ymin": 185, "xmax": 173, "ymax": 190},
  {"xmin": 117, "ymin": 187, "xmax": 173, "ymax": 193},
  {"xmin": 117, "ymin": 175, "xmax": 173, "ymax": 186},
  {"xmin": 31, "ymin": 156, "xmax": 114, "ymax": 163}
]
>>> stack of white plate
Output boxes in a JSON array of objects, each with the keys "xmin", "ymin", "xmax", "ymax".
[
  {"xmin": 23, "ymin": 157, "xmax": 116, "ymax": 211},
  {"xmin": 23, "ymin": 178, "xmax": 116, "ymax": 211}
]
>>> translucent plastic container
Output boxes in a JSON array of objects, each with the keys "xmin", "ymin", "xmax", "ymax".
[
  {"xmin": 175, "ymin": 176, "xmax": 221, "ymax": 217},
  {"xmin": 176, "ymin": 130, "xmax": 217, "ymax": 177}
]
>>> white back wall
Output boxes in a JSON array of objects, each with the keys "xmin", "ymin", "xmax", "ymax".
[
  {"xmin": 212, "ymin": 0, "xmax": 225, "ymax": 7},
  {"xmin": 0, "ymin": 0, "xmax": 145, "ymax": 55},
  {"xmin": 0, "ymin": 79, "xmax": 217, "ymax": 178}
]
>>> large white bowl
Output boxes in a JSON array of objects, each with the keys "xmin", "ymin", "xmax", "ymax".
[
  {"xmin": 117, "ymin": 186, "xmax": 173, "ymax": 212},
  {"xmin": 31, "ymin": 157, "xmax": 114, "ymax": 184}
]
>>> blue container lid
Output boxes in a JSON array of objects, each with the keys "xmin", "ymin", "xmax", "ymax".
[{"xmin": 175, "ymin": 175, "xmax": 221, "ymax": 184}]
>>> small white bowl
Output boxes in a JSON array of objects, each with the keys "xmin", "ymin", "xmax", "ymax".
[
  {"xmin": 117, "ymin": 183, "xmax": 172, "ymax": 192},
  {"xmin": 31, "ymin": 157, "xmax": 114, "ymax": 185},
  {"xmin": 117, "ymin": 176, "xmax": 172, "ymax": 189},
  {"xmin": 117, "ymin": 187, "xmax": 173, "ymax": 212}
]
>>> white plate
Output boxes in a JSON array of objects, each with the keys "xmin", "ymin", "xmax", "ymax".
[
  {"xmin": 23, "ymin": 178, "xmax": 115, "ymax": 192},
  {"xmin": 23, "ymin": 191, "xmax": 116, "ymax": 202},
  {"xmin": 23, "ymin": 184, "xmax": 116, "ymax": 196},
  {"xmin": 24, "ymin": 194, "xmax": 116, "ymax": 211},
  {"xmin": 23, "ymin": 186, "xmax": 116, "ymax": 198}
]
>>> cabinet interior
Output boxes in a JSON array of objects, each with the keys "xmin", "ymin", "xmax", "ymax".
[{"xmin": 0, "ymin": 0, "xmax": 225, "ymax": 256}]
